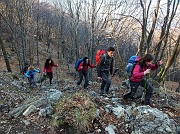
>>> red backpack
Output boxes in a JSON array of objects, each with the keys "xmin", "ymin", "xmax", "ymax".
[{"xmin": 95, "ymin": 49, "xmax": 106, "ymax": 65}]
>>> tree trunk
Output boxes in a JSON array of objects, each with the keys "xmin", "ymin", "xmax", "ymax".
[
  {"xmin": 176, "ymin": 82, "xmax": 180, "ymax": 92},
  {"xmin": 0, "ymin": 36, "xmax": 12, "ymax": 72},
  {"xmin": 159, "ymin": 34, "xmax": 180, "ymax": 82}
]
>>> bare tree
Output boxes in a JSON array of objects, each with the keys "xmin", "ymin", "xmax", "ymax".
[{"xmin": 0, "ymin": 36, "xmax": 12, "ymax": 72}]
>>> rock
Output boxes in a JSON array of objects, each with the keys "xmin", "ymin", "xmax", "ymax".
[
  {"xmin": 22, "ymin": 119, "xmax": 30, "ymax": 125},
  {"xmin": 105, "ymin": 124, "xmax": 116, "ymax": 134},
  {"xmin": 131, "ymin": 106, "xmax": 177, "ymax": 134},
  {"xmin": 112, "ymin": 106, "xmax": 125, "ymax": 118},
  {"xmin": 23, "ymin": 105, "xmax": 37, "ymax": 116}
]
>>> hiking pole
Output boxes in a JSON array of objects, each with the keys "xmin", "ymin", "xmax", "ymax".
[
  {"xmin": 161, "ymin": 71, "xmax": 169, "ymax": 105},
  {"xmin": 141, "ymin": 70, "xmax": 150, "ymax": 104},
  {"xmin": 56, "ymin": 66, "xmax": 58, "ymax": 83},
  {"xmin": 111, "ymin": 68, "xmax": 119, "ymax": 78},
  {"xmin": 158, "ymin": 64, "xmax": 169, "ymax": 105}
]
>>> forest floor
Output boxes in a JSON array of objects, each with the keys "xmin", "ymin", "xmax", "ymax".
[
  {"xmin": 0, "ymin": 42, "xmax": 179, "ymax": 134},
  {"xmin": 0, "ymin": 71, "xmax": 179, "ymax": 134}
]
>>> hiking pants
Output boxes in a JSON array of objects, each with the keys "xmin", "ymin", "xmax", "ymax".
[
  {"xmin": 46, "ymin": 72, "xmax": 53, "ymax": 84},
  {"xmin": 100, "ymin": 72, "xmax": 111, "ymax": 93},
  {"xmin": 28, "ymin": 75, "xmax": 36, "ymax": 87},
  {"xmin": 123, "ymin": 79, "xmax": 154, "ymax": 104},
  {"xmin": 77, "ymin": 71, "xmax": 88, "ymax": 89}
]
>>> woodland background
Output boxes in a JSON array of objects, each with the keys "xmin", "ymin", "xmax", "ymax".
[{"xmin": 0, "ymin": 0, "xmax": 179, "ymax": 88}]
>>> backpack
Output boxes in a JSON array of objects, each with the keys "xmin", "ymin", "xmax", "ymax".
[
  {"xmin": 74, "ymin": 58, "xmax": 84, "ymax": 71},
  {"xmin": 95, "ymin": 49, "xmax": 106, "ymax": 65},
  {"xmin": 126, "ymin": 55, "xmax": 141, "ymax": 76}
]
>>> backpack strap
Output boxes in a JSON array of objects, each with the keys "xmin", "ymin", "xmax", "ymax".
[
  {"xmin": 131, "ymin": 63, "xmax": 143, "ymax": 76},
  {"xmin": 103, "ymin": 54, "xmax": 106, "ymax": 64}
]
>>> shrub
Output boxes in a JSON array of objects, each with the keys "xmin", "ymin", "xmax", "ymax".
[{"xmin": 52, "ymin": 92, "xmax": 96, "ymax": 132}]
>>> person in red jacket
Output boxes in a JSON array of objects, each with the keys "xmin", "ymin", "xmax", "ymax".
[
  {"xmin": 77, "ymin": 57, "xmax": 96, "ymax": 89},
  {"xmin": 43, "ymin": 58, "xmax": 58, "ymax": 85},
  {"xmin": 123, "ymin": 53, "xmax": 163, "ymax": 105}
]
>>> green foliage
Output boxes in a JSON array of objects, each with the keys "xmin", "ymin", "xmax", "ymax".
[{"xmin": 52, "ymin": 92, "xmax": 96, "ymax": 132}]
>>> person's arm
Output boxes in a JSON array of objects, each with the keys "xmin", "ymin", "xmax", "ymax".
[
  {"xmin": 96, "ymin": 55, "xmax": 105, "ymax": 77},
  {"xmin": 25, "ymin": 70, "xmax": 30, "ymax": 77},
  {"xmin": 22, "ymin": 67, "xmax": 26, "ymax": 74},
  {"xmin": 43, "ymin": 66, "xmax": 46, "ymax": 73},
  {"xmin": 77, "ymin": 62, "xmax": 83, "ymax": 71},
  {"xmin": 34, "ymin": 69, "xmax": 40, "ymax": 73},
  {"xmin": 89, "ymin": 63, "xmax": 96, "ymax": 68},
  {"xmin": 150, "ymin": 60, "xmax": 163, "ymax": 70},
  {"xmin": 53, "ymin": 64, "xmax": 58, "ymax": 67},
  {"xmin": 110, "ymin": 58, "xmax": 113, "ymax": 75}
]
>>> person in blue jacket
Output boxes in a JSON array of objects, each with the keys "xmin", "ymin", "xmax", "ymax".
[{"xmin": 25, "ymin": 66, "xmax": 40, "ymax": 88}]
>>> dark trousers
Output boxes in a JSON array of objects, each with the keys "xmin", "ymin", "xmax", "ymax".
[
  {"xmin": 123, "ymin": 79, "xmax": 154, "ymax": 104},
  {"xmin": 77, "ymin": 71, "xmax": 88, "ymax": 89},
  {"xmin": 100, "ymin": 72, "xmax": 111, "ymax": 93},
  {"xmin": 47, "ymin": 72, "xmax": 53, "ymax": 84},
  {"xmin": 28, "ymin": 75, "xmax": 36, "ymax": 87}
]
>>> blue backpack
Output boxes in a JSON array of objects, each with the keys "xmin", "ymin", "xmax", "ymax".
[
  {"xmin": 126, "ymin": 55, "xmax": 140, "ymax": 76},
  {"xmin": 74, "ymin": 58, "xmax": 84, "ymax": 71}
]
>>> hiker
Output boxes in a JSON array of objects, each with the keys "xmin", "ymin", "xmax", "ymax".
[
  {"xmin": 97, "ymin": 46, "xmax": 115, "ymax": 94},
  {"xmin": 123, "ymin": 53, "xmax": 163, "ymax": 105},
  {"xmin": 77, "ymin": 57, "xmax": 96, "ymax": 89},
  {"xmin": 22, "ymin": 63, "xmax": 30, "ymax": 75},
  {"xmin": 25, "ymin": 66, "xmax": 40, "ymax": 88},
  {"xmin": 43, "ymin": 58, "xmax": 58, "ymax": 85}
]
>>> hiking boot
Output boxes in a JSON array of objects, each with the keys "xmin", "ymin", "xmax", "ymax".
[
  {"xmin": 100, "ymin": 89, "xmax": 105, "ymax": 95},
  {"xmin": 123, "ymin": 95, "xmax": 130, "ymax": 100},
  {"xmin": 105, "ymin": 89, "xmax": 110, "ymax": 94}
]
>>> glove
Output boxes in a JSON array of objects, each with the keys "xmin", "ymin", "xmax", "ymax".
[{"xmin": 144, "ymin": 69, "xmax": 150, "ymax": 75}]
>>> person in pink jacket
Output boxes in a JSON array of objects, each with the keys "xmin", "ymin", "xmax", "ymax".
[
  {"xmin": 123, "ymin": 53, "xmax": 163, "ymax": 105},
  {"xmin": 77, "ymin": 57, "xmax": 96, "ymax": 89},
  {"xmin": 43, "ymin": 58, "xmax": 58, "ymax": 85}
]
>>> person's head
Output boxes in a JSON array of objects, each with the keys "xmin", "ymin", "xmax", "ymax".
[
  {"xmin": 139, "ymin": 53, "xmax": 154, "ymax": 67},
  {"xmin": 25, "ymin": 63, "xmax": 29, "ymax": 67},
  {"xmin": 107, "ymin": 46, "xmax": 115, "ymax": 58},
  {"xmin": 45, "ymin": 58, "xmax": 54, "ymax": 68},
  {"xmin": 28, "ymin": 66, "xmax": 34, "ymax": 71},
  {"xmin": 83, "ymin": 57, "xmax": 89, "ymax": 66}
]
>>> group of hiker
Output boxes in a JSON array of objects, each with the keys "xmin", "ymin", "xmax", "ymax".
[
  {"xmin": 23, "ymin": 46, "xmax": 163, "ymax": 106},
  {"xmin": 75, "ymin": 46, "xmax": 163, "ymax": 106},
  {"xmin": 23, "ymin": 58, "xmax": 58, "ymax": 88}
]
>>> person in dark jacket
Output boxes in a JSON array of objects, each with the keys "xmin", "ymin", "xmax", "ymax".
[
  {"xmin": 22, "ymin": 63, "xmax": 30, "ymax": 75},
  {"xmin": 25, "ymin": 66, "xmax": 40, "ymax": 88},
  {"xmin": 123, "ymin": 53, "xmax": 163, "ymax": 105},
  {"xmin": 77, "ymin": 57, "xmax": 96, "ymax": 89},
  {"xmin": 97, "ymin": 46, "xmax": 115, "ymax": 94},
  {"xmin": 43, "ymin": 58, "xmax": 58, "ymax": 85}
]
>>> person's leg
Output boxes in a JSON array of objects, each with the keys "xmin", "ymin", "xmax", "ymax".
[
  {"xmin": 104, "ymin": 76, "xmax": 111, "ymax": 94},
  {"xmin": 32, "ymin": 75, "xmax": 36, "ymax": 87},
  {"xmin": 29, "ymin": 77, "xmax": 33, "ymax": 87},
  {"xmin": 100, "ymin": 73, "xmax": 106, "ymax": 94},
  {"xmin": 101, "ymin": 73, "xmax": 111, "ymax": 94},
  {"xmin": 123, "ymin": 81, "xmax": 139, "ymax": 99},
  {"xmin": 77, "ymin": 71, "xmax": 83, "ymax": 86},
  {"xmin": 47, "ymin": 72, "xmax": 53, "ymax": 84},
  {"xmin": 84, "ymin": 73, "xmax": 89, "ymax": 89},
  {"xmin": 49, "ymin": 72, "xmax": 53, "ymax": 84},
  {"xmin": 140, "ymin": 79, "xmax": 154, "ymax": 104}
]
